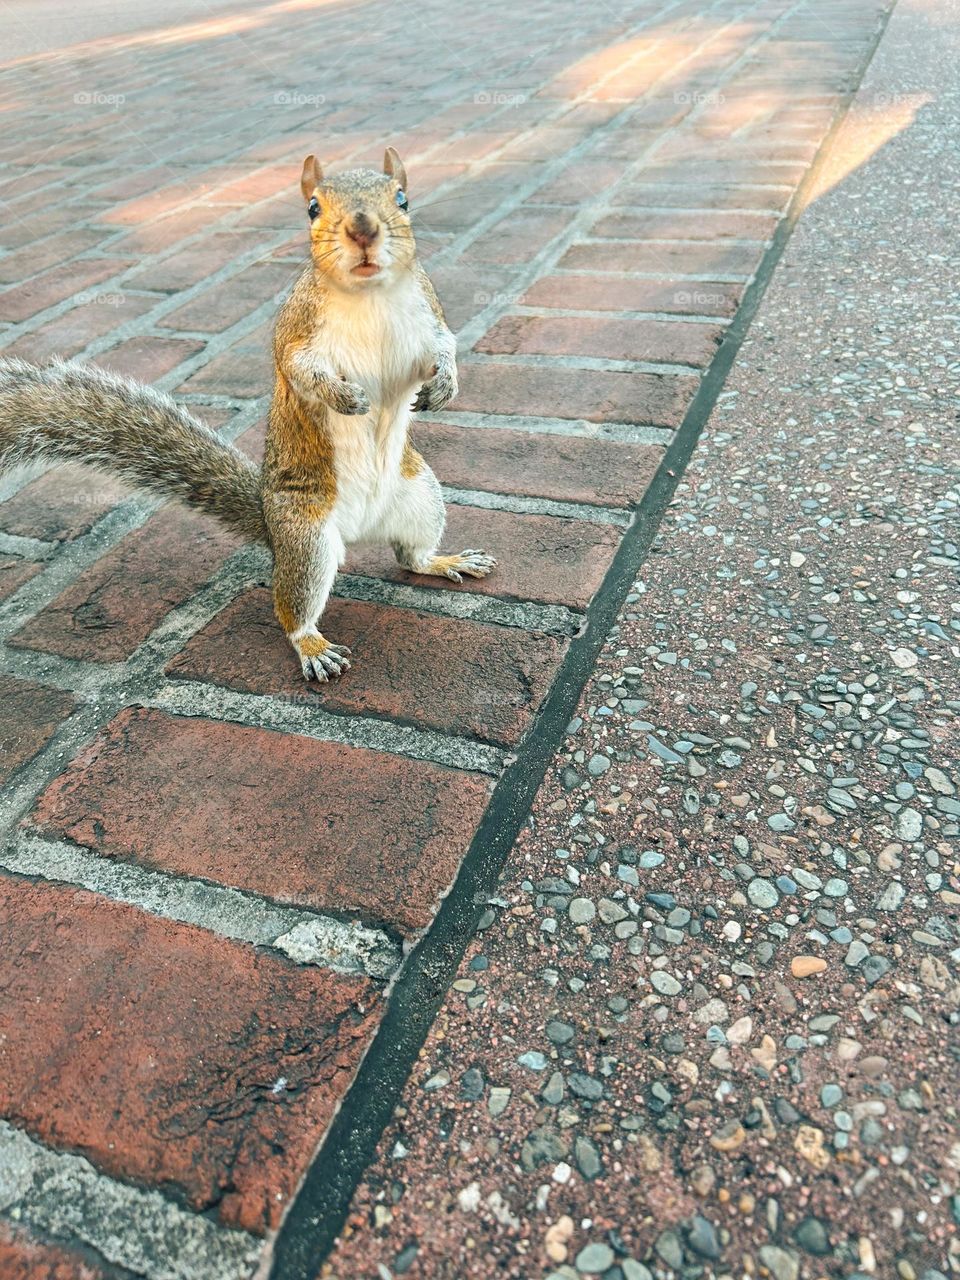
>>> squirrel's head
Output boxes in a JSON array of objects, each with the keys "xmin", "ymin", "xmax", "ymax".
[{"xmin": 300, "ymin": 147, "xmax": 415, "ymax": 290}]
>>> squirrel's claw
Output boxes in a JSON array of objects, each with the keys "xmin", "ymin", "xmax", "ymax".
[
  {"xmin": 413, "ymin": 369, "xmax": 458, "ymax": 413},
  {"xmin": 327, "ymin": 379, "xmax": 370, "ymax": 416},
  {"xmin": 455, "ymin": 550, "xmax": 496, "ymax": 579},
  {"xmin": 420, "ymin": 549, "xmax": 496, "ymax": 583},
  {"xmin": 300, "ymin": 642, "xmax": 352, "ymax": 683}
]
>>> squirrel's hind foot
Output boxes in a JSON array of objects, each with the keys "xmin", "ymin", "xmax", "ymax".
[
  {"xmin": 294, "ymin": 632, "xmax": 352, "ymax": 682},
  {"xmin": 424, "ymin": 549, "xmax": 496, "ymax": 584}
]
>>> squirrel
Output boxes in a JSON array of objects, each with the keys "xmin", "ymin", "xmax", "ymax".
[{"xmin": 0, "ymin": 146, "xmax": 495, "ymax": 682}]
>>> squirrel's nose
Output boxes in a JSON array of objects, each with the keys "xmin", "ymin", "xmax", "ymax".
[{"xmin": 345, "ymin": 212, "xmax": 379, "ymax": 250}]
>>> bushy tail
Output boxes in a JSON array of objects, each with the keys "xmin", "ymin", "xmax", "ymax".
[{"xmin": 0, "ymin": 358, "xmax": 268, "ymax": 544}]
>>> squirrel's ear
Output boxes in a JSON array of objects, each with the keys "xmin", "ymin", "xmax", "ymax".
[
  {"xmin": 300, "ymin": 154, "xmax": 323, "ymax": 201},
  {"xmin": 383, "ymin": 146, "xmax": 407, "ymax": 191}
]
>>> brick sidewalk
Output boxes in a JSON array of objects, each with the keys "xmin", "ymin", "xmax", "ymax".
[{"xmin": 0, "ymin": 0, "xmax": 890, "ymax": 1276}]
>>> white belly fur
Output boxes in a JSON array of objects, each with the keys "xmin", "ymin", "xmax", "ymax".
[{"xmin": 310, "ymin": 276, "xmax": 436, "ymax": 546}]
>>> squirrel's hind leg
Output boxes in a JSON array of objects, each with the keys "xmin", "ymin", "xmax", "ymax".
[
  {"xmin": 266, "ymin": 500, "xmax": 349, "ymax": 682},
  {"xmin": 383, "ymin": 457, "xmax": 496, "ymax": 583}
]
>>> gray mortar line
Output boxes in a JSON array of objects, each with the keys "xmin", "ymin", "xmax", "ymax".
[
  {"xmin": 440, "ymin": 485, "xmax": 633, "ymax": 526},
  {"xmin": 149, "ymin": 681, "xmax": 505, "ymax": 777},
  {"xmin": 575, "ymin": 234, "xmax": 773, "ymax": 248},
  {"xmin": 0, "ymin": 1119, "xmax": 262, "ymax": 1280},
  {"xmin": 547, "ymin": 267, "xmax": 753, "ymax": 283},
  {"xmin": 555, "ymin": 203, "xmax": 786, "ymax": 218},
  {"xmin": 0, "ymin": 644, "xmax": 109, "ymax": 694},
  {"xmin": 332, "ymin": 572, "xmax": 583, "ymax": 637},
  {"xmin": 0, "ymin": 530, "xmax": 55, "ymax": 560},
  {"xmin": 2, "ymin": 833, "xmax": 401, "ymax": 979},
  {"xmin": 508, "ymin": 305, "xmax": 734, "ymax": 324},
  {"xmin": 177, "ymin": 391, "xmax": 271, "ymax": 415},
  {"xmin": 425, "ymin": 409, "xmax": 675, "ymax": 444},
  {"xmin": 457, "ymin": 351, "xmax": 704, "ymax": 377}
]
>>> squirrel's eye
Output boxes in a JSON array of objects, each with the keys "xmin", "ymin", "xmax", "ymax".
[
  {"xmin": 307, "ymin": 196, "xmax": 321, "ymax": 221},
  {"xmin": 395, "ymin": 188, "xmax": 408, "ymax": 211}
]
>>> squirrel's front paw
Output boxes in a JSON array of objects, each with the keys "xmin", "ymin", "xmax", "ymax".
[
  {"xmin": 413, "ymin": 366, "xmax": 458, "ymax": 413},
  {"xmin": 324, "ymin": 377, "xmax": 370, "ymax": 416},
  {"xmin": 295, "ymin": 633, "xmax": 352, "ymax": 683}
]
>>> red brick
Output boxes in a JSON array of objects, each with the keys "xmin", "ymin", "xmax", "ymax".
[
  {"xmin": 0, "ymin": 675, "xmax": 75, "ymax": 786},
  {"xmin": 91, "ymin": 165, "xmax": 192, "ymax": 204},
  {"xmin": 463, "ymin": 208, "xmax": 572, "ymax": 265},
  {"xmin": 559, "ymin": 239, "xmax": 762, "ymax": 277},
  {"xmin": 476, "ymin": 313, "xmax": 722, "ymax": 367},
  {"xmin": 10, "ymin": 506, "xmax": 239, "ymax": 662},
  {"xmin": 402, "ymin": 162, "xmax": 468, "ymax": 196},
  {"xmin": 592, "ymin": 62, "xmax": 673, "ymax": 101},
  {"xmin": 207, "ymin": 164, "xmax": 298, "ymax": 204},
  {"xmin": 611, "ymin": 183, "xmax": 792, "ymax": 212},
  {"xmin": 537, "ymin": 44, "xmax": 659, "ymax": 99},
  {"xmin": 0, "ymin": 208, "xmax": 78, "ymax": 253},
  {"xmin": 0, "ymin": 554, "xmax": 42, "ymax": 601},
  {"xmin": 348, "ymin": 503, "xmax": 621, "ymax": 610},
  {"xmin": 412, "ymin": 165, "xmax": 530, "ymax": 232},
  {"xmin": 0, "ymin": 258, "xmax": 133, "ymax": 324},
  {"xmin": 424, "ymin": 132, "xmax": 508, "ymax": 165},
  {"xmin": 177, "ymin": 319, "xmax": 274, "ymax": 396},
  {"xmin": 636, "ymin": 159, "xmax": 808, "ymax": 186},
  {"xmin": 0, "ymin": 167, "xmax": 62, "ymax": 202},
  {"xmin": 266, "ymin": 233, "xmax": 306, "ymax": 263},
  {"xmin": 658, "ymin": 136, "xmax": 818, "ymax": 165},
  {"xmin": 234, "ymin": 192, "xmax": 308, "ymax": 230},
  {"xmin": 496, "ymin": 125, "xmax": 597, "ymax": 163},
  {"xmin": 93, "ymin": 336, "xmax": 204, "ymax": 382},
  {"xmin": 0, "ymin": 876, "xmax": 381, "ymax": 1233},
  {"xmin": 0, "ymin": 464, "xmax": 128, "ymax": 543},
  {"xmin": 168, "ymin": 589, "xmax": 564, "ymax": 747},
  {"xmin": 98, "ymin": 169, "xmax": 236, "ymax": 225},
  {"xmin": 413, "ymin": 420, "xmax": 662, "ymax": 507},
  {"xmin": 412, "ymin": 262, "xmax": 524, "ymax": 332},
  {"xmin": 108, "ymin": 203, "xmax": 230, "ymax": 255},
  {"xmin": 27, "ymin": 707, "xmax": 490, "ymax": 935},
  {"xmin": 0, "ymin": 1224, "xmax": 108, "ymax": 1280},
  {"xmin": 453, "ymin": 362, "xmax": 696, "ymax": 426},
  {"xmin": 526, "ymin": 158, "xmax": 625, "ymax": 205},
  {"xmin": 0, "ymin": 228, "xmax": 113, "ymax": 286},
  {"xmin": 123, "ymin": 231, "xmax": 265, "ymax": 292},
  {"xmin": 0, "ymin": 293, "xmax": 158, "ymax": 363},
  {"xmin": 590, "ymin": 210, "xmax": 778, "ymax": 241},
  {"xmin": 522, "ymin": 273, "xmax": 743, "ymax": 317},
  {"xmin": 158, "ymin": 260, "xmax": 295, "ymax": 332}
]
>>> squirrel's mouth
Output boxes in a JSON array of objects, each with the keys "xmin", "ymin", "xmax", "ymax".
[{"xmin": 351, "ymin": 259, "xmax": 381, "ymax": 278}]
